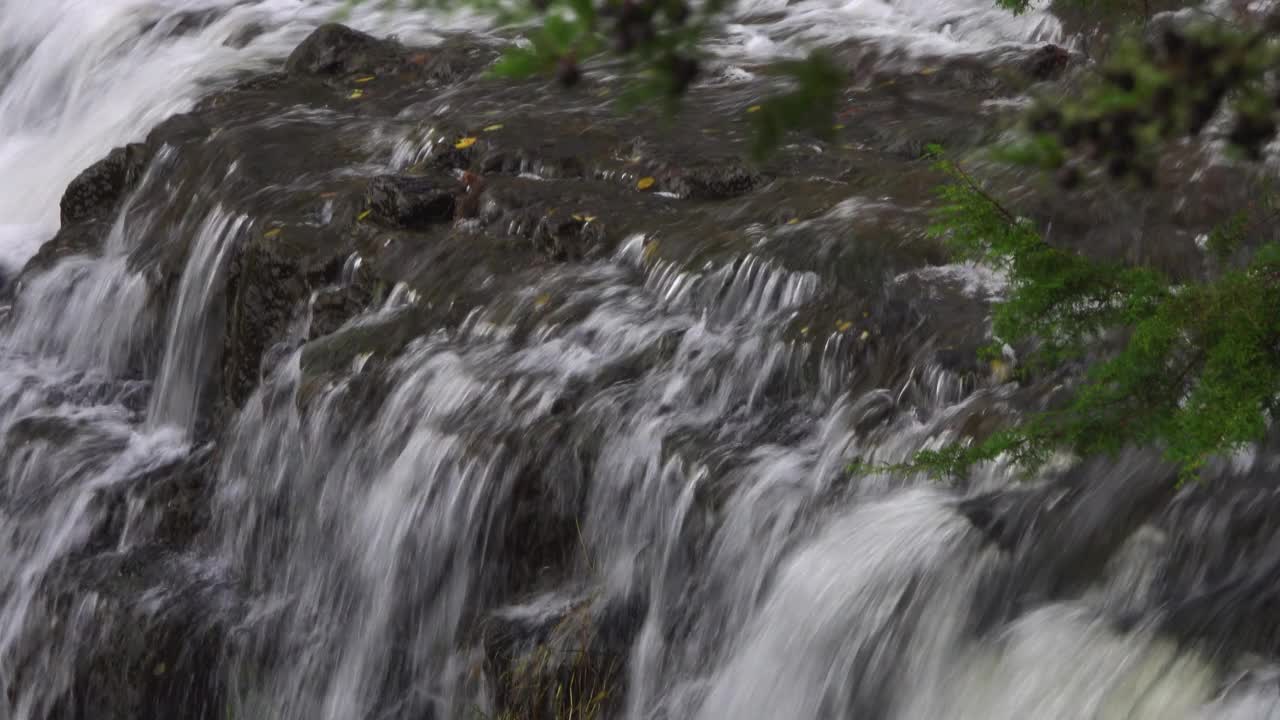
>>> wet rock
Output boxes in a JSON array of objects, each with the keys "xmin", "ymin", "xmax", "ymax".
[
  {"xmin": 959, "ymin": 449, "xmax": 1179, "ymax": 629},
  {"xmin": 496, "ymin": 419, "xmax": 593, "ymax": 593},
  {"xmin": 43, "ymin": 548, "xmax": 235, "ymax": 720},
  {"xmin": 222, "ymin": 223, "xmax": 362, "ymax": 412},
  {"xmin": 6, "ymin": 438, "xmax": 229, "ymax": 720},
  {"xmin": 472, "ymin": 174, "xmax": 667, "ymax": 261},
  {"xmin": 308, "ymin": 281, "xmax": 379, "ymax": 342},
  {"xmin": 136, "ymin": 446, "xmax": 217, "ymax": 547},
  {"xmin": 533, "ymin": 208, "xmax": 607, "ymax": 261},
  {"xmin": 932, "ymin": 344, "xmax": 985, "ymax": 379},
  {"xmin": 480, "ymin": 149, "xmax": 587, "ymax": 180},
  {"xmin": 1022, "ymin": 44, "xmax": 1073, "ymax": 82},
  {"xmin": 661, "ymin": 160, "xmax": 769, "ymax": 200},
  {"xmin": 1144, "ymin": 453, "xmax": 1280, "ymax": 658},
  {"xmin": 481, "ymin": 591, "xmax": 642, "ymax": 720},
  {"xmin": 295, "ymin": 300, "xmax": 473, "ymax": 412},
  {"xmin": 366, "ymin": 174, "xmax": 459, "ymax": 229},
  {"xmin": 284, "ymin": 23, "xmax": 407, "ymax": 76},
  {"xmin": 410, "ymin": 40, "xmax": 502, "ymax": 85},
  {"xmin": 59, "ymin": 143, "xmax": 152, "ymax": 225},
  {"xmin": 20, "ymin": 221, "xmax": 111, "ymax": 280},
  {"xmin": 222, "ymin": 251, "xmax": 303, "ymax": 411}
]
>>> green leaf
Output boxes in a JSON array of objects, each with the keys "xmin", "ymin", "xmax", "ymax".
[
  {"xmin": 541, "ymin": 13, "xmax": 579, "ymax": 54},
  {"xmin": 490, "ymin": 46, "xmax": 549, "ymax": 78}
]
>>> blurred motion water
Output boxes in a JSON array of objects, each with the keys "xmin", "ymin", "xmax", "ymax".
[{"xmin": 1, "ymin": 1, "xmax": 1277, "ymax": 719}]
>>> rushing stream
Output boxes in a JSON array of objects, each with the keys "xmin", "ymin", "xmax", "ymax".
[{"xmin": 3, "ymin": 1, "xmax": 1280, "ymax": 719}]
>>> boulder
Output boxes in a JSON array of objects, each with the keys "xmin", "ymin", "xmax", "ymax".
[
  {"xmin": 284, "ymin": 23, "xmax": 407, "ymax": 77},
  {"xmin": 59, "ymin": 143, "xmax": 152, "ymax": 225}
]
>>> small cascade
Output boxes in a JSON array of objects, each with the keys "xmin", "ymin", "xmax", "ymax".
[
  {"xmin": 148, "ymin": 206, "xmax": 248, "ymax": 432},
  {"xmin": 1, "ymin": 1, "xmax": 1278, "ymax": 720}
]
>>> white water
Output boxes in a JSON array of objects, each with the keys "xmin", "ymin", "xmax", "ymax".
[
  {"xmin": 725, "ymin": 0, "xmax": 1061, "ymax": 61},
  {"xmin": 0, "ymin": 1, "xmax": 1274, "ymax": 720},
  {"xmin": 0, "ymin": 0, "xmax": 482, "ymax": 273}
]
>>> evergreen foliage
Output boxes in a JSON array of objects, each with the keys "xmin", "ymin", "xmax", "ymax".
[
  {"xmin": 1012, "ymin": 17, "xmax": 1280, "ymax": 184},
  {"xmin": 905, "ymin": 152, "xmax": 1280, "ymax": 481}
]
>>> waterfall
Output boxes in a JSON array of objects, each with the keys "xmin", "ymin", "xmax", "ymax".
[{"xmin": 1, "ymin": 1, "xmax": 1275, "ymax": 720}]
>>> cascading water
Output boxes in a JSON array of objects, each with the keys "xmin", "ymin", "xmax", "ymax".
[{"xmin": 3, "ymin": 1, "xmax": 1280, "ymax": 719}]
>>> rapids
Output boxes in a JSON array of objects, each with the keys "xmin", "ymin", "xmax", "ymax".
[{"xmin": 1, "ymin": 1, "xmax": 1279, "ymax": 719}]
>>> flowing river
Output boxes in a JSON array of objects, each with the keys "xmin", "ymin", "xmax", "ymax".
[{"xmin": 2, "ymin": 1, "xmax": 1279, "ymax": 718}]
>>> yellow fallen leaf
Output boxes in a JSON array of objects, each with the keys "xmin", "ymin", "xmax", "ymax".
[
  {"xmin": 919, "ymin": 67, "xmax": 939, "ymax": 75},
  {"xmin": 860, "ymin": 330, "xmax": 870, "ymax": 341},
  {"xmin": 833, "ymin": 123, "xmax": 845, "ymax": 130},
  {"xmin": 357, "ymin": 209, "xmax": 372, "ymax": 221},
  {"xmin": 786, "ymin": 218, "xmax": 799, "ymax": 225},
  {"xmin": 455, "ymin": 137, "xmax": 478, "ymax": 149},
  {"xmin": 636, "ymin": 177, "xmax": 656, "ymax": 191},
  {"xmin": 354, "ymin": 75, "xmax": 376, "ymax": 83},
  {"xmin": 836, "ymin": 320, "xmax": 853, "ymax": 332},
  {"xmin": 746, "ymin": 105, "xmax": 762, "ymax": 113},
  {"xmin": 572, "ymin": 213, "xmax": 597, "ymax": 223},
  {"xmin": 263, "ymin": 228, "xmax": 282, "ymax": 239},
  {"xmin": 799, "ymin": 325, "xmax": 810, "ymax": 335},
  {"xmin": 483, "ymin": 124, "xmax": 504, "ymax": 132},
  {"xmin": 347, "ymin": 89, "xmax": 364, "ymax": 99}
]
